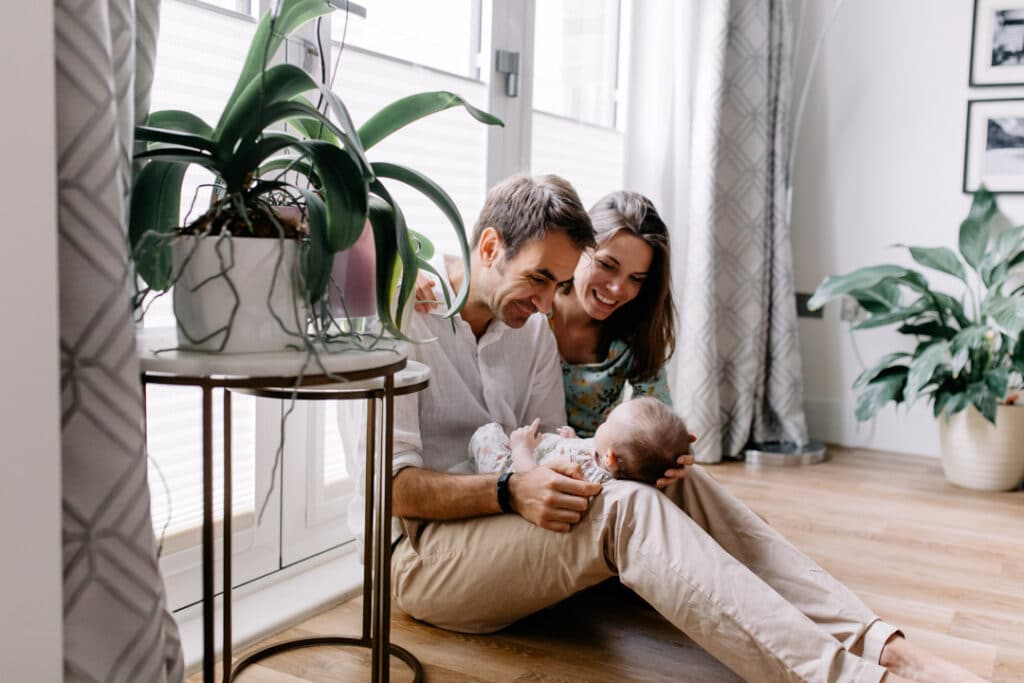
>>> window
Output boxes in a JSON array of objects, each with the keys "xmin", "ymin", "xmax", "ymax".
[{"xmin": 145, "ymin": 0, "xmax": 631, "ymax": 617}]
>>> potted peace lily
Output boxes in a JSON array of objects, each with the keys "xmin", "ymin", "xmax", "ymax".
[
  {"xmin": 130, "ymin": 0, "xmax": 498, "ymax": 352},
  {"xmin": 808, "ymin": 187, "xmax": 1024, "ymax": 491}
]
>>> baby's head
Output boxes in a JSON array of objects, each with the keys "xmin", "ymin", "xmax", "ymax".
[{"xmin": 593, "ymin": 397, "xmax": 691, "ymax": 484}]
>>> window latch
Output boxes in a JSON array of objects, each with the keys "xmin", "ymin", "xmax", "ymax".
[{"xmin": 495, "ymin": 49, "xmax": 520, "ymax": 98}]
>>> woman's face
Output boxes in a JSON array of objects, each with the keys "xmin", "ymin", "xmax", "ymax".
[{"xmin": 572, "ymin": 231, "xmax": 654, "ymax": 321}]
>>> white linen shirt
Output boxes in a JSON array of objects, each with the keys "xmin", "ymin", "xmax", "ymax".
[{"xmin": 392, "ymin": 267, "xmax": 568, "ymax": 478}]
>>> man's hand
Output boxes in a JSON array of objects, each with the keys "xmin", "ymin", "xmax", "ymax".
[
  {"xmin": 507, "ymin": 464, "xmax": 601, "ymax": 533},
  {"xmin": 511, "ymin": 418, "xmax": 543, "ymax": 451},
  {"xmin": 413, "ymin": 272, "xmax": 441, "ymax": 313},
  {"xmin": 655, "ymin": 432, "xmax": 699, "ymax": 489}
]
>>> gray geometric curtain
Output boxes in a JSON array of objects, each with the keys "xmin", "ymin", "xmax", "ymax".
[
  {"xmin": 55, "ymin": 0, "xmax": 183, "ymax": 680},
  {"xmin": 678, "ymin": 0, "xmax": 809, "ymax": 463}
]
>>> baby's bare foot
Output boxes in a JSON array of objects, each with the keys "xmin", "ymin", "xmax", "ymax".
[{"xmin": 880, "ymin": 636, "xmax": 988, "ymax": 683}]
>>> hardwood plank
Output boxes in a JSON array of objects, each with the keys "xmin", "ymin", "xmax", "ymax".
[{"xmin": 201, "ymin": 447, "xmax": 1022, "ymax": 682}]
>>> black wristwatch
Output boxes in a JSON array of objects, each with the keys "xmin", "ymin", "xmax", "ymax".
[{"xmin": 496, "ymin": 472, "xmax": 515, "ymax": 513}]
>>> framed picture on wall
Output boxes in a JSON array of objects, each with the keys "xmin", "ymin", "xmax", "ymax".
[
  {"xmin": 964, "ymin": 98, "xmax": 1024, "ymax": 193},
  {"xmin": 971, "ymin": 0, "xmax": 1024, "ymax": 86}
]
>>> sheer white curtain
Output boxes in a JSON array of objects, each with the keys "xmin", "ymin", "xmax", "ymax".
[{"xmin": 625, "ymin": 0, "xmax": 808, "ymax": 463}]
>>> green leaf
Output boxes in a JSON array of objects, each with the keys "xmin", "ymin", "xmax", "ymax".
[
  {"xmin": 136, "ymin": 125, "xmax": 218, "ymax": 155},
  {"xmin": 903, "ymin": 245, "xmax": 966, "ymax": 282},
  {"xmin": 370, "ymin": 181, "xmax": 418, "ymax": 332},
  {"xmin": 968, "ymin": 381, "xmax": 999, "ymax": 424},
  {"xmin": 983, "ymin": 294, "xmax": 1024, "ymax": 338},
  {"xmin": 220, "ymin": 0, "xmax": 334, "ymax": 128},
  {"xmin": 949, "ymin": 325, "xmax": 989, "ymax": 376},
  {"xmin": 853, "ymin": 352, "xmax": 911, "ymax": 389},
  {"xmin": 933, "ymin": 390, "xmax": 953, "ymax": 418},
  {"xmin": 897, "ymin": 321, "xmax": 957, "ymax": 340},
  {"xmin": 981, "ymin": 225, "xmax": 1024, "ymax": 285},
  {"xmin": 129, "ymin": 160, "xmax": 186, "ymax": 290},
  {"xmin": 852, "ymin": 299, "xmax": 928, "ymax": 330},
  {"xmin": 855, "ymin": 368, "xmax": 907, "ymax": 422},
  {"xmin": 851, "ymin": 281, "xmax": 901, "ymax": 314},
  {"xmin": 371, "ymin": 162, "xmax": 473, "ymax": 317},
  {"xmin": 927, "ymin": 291, "xmax": 970, "ymax": 328},
  {"xmin": 294, "ymin": 140, "xmax": 369, "ymax": 253},
  {"xmin": 959, "ymin": 188, "xmax": 996, "ymax": 271},
  {"xmin": 410, "ymin": 229, "xmax": 435, "ymax": 260},
  {"xmin": 808, "ymin": 266, "xmax": 927, "ymax": 310},
  {"xmin": 366, "ymin": 196, "xmax": 402, "ymax": 337},
  {"xmin": 133, "ymin": 147, "xmax": 219, "ymax": 172},
  {"xmin": 146, "ymin": 110, "xmax": 215, "ymax": 138},
  {"xmin": 984, "ymin": 367, "xmax": 1010, "ymax": 401},
  {"xmin": 904, "ymin": 340, "xmax": 950, "ymax": 404},
  {"xmin": 216, "ymin": 63, "xmax": 320, "ymax": 157},
  {"xmin": 295, "ymin": 187, "xmax": 331, "ymax": 301},
  {"xmin": 358, "ymin": 91, "xmax": 504, "ymax": 151}
]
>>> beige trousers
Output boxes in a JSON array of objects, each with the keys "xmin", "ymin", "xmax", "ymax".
[{"xmin": 392, "ymin": 466, "xmax": 896, "ymax": 683}]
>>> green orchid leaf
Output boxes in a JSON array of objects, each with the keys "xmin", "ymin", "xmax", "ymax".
[
  {"xmin": 135, "ymin": 125, "xmax": 218, "ymax": 155},
  {"xmin": 294, "ymin": 187, "xmax": 331, "ymax": 301},
  {"xmin": 370, "ymin": 180, "xmax": 418, "ymax": 332},
  {"xmin": 220, "ymin": 0, "xmax": 334, "ymax": 127},
  {"xmin": 855, "ymin": 367, "xmax": 907, "ymax": 422},
  {"xmin": 904, "ymin": 340, "xmax": 950, "ymax": 404},
  {"xmin": 410, "ymin": 229, "xmax": 435, "ymax": 260},
  {"xmin": 358, "ymin": 91, "xmax": 503, "ymax": 151},
  {"xmin": 257, "ymin": 156, "xmax": 317, "ymax": 182},
  {"xmin": 853, "ymin": 352, "xmax": 911, "ymax": 389},
  {"xmin": 366, "ymin": 196, "xmax": 403, "ymax": 337},
  {"xmin": 294, "ymin": 140, "xmax": 369, "ymax": 253},
  {"xmin": 146, "ymin": 110, "xmax": 215, "ymax": 138},
  {"xmin": 129, "ymin": 160, "xmax": 187, "ymax": 290},
  {"xmin": 133, "ymin": 148, "xmax": 219, "ymax": 172},
  {"xmin": 217, "ymin": 63, "xmax": 319, "ymax": 156},
  {"xmin": 371, "ymin": 162, "xmax": 472, "ymax": 317}
]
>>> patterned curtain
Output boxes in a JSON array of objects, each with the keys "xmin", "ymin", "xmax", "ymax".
[
  {"xmin": 678, "ymin": 0, "xmax": 808, "ymax": 463},
  {"xmin": 55, "ymin": 0, "xmax": 184, "ymax": 680},
  {"xmin": 626, "ymin": 0, "xmax": 808, "ymax": 463}
]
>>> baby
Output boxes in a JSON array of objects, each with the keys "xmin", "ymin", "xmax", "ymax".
[{"xmin": 471, "ymin": 396, "xmax": 691, "ymax": 485}]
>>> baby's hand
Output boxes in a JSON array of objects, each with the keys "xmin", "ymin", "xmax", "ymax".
[
  {"xmin": 511, "ymin": 418, "xmax": 543, "ymax": 450},
  {"xmin": 556, "ymin": 426, "xmax": 577, "ymax": 439}
]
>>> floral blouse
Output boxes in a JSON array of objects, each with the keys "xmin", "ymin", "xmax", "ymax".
[{"xmin": 561, "ymin": 339, "xmax": 672, "ymax": 437}]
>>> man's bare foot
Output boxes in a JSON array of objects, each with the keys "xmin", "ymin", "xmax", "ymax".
[{"xmin": 879, "ymin": 635, "xmax": 988, "ymax": 682}]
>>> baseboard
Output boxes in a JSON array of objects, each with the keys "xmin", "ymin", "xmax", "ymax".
[{"xmin": 178, "ymin": 545, "xmax": 363, "ymax": 673}]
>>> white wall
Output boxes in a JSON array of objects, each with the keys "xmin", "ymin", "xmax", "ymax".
[
  {"xmin": 0, "ymin": 1, "xmax": 63, "ymax": 678},
  {"xmin": 792, "ymin": 0, "xmax": 1024, "ymax": 456}
]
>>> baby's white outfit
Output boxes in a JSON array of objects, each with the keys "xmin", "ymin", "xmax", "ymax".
[{"xmin": 469, "ymin": 422, "xmax": 613, "ymax": 484}]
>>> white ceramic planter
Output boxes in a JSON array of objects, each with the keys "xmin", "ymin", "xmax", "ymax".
[
  {"xmin": 938, "ymin": 404, "xmax": 1024, "ymax": 491},
  {"xmin": 171, "ymin": 235, "xmax": 307, "ymax": 353}
]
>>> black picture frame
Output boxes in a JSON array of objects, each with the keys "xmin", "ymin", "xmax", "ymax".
[
  {"xmin": 970, "ymin": 0, "xmax": 1024, "ymax": 87},
  {"xmin": 963, "ymin": 98, "xmax": 1024, "ymax": 194}
]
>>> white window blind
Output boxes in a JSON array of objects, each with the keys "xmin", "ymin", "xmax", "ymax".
[
  {"xmin": 530, "ymin": 0, "xmax": 629, "ymax": 207},
  {"xmin": 145, "ymin": 0, "xmax": 261, "ymax": 550},
  {"xmin": 331, "ymin": 45, "xmax": 489, "ymax": 261}
]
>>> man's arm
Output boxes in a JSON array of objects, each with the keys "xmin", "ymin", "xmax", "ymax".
[{"xmin": 393, "ymin": 464, "xmax": 600, "ymax": 532}]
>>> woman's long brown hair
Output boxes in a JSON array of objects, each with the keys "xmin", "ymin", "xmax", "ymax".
[{"xmin": 589, "ymin": 191, "xmax": 676, "ymax": 381}]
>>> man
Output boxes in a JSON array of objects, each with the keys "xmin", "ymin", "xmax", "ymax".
[{"xmin": 389, "ymin": 174, "xmax": 982, "ymax": 683}]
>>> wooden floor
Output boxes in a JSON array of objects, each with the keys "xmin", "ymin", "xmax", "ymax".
[{"xmin": 201, "ymin": 447, "xmax": 1024, "ymax": 682}]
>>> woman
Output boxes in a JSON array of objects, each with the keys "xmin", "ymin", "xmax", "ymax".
[{"xmin": 549, "ymin": 190, "xmax": 675, "ymax": 437}]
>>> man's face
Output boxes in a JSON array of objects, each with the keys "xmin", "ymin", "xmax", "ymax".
[{"xmin": 480, "ymin": 229, "xmax": 582, "ymax": 328}]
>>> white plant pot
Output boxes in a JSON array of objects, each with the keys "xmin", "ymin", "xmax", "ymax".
[
  {"xmin": 937, "ymin": 404, "xmax": 1024, "ymax": 491},
  {"xmin": 171, "ymin": 235, "xmax": 307, "ymax": 353}
]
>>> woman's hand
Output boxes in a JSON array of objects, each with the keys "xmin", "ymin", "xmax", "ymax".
[
  {"xmin": 413, "ymin": 272, "xmax": 441, "ymax": 313},
  {"xmin": 655, "ymin": 432, "xmax": 698, "ymax": 489}
]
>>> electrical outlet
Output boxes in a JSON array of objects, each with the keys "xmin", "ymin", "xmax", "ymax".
[
  {"xmin": 795, "ymin": 293, "xmax": 823, "ymax": 319},
  {"xmin": 839, "ymin": 297, "xmax": 864, "ymax": 324}
]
